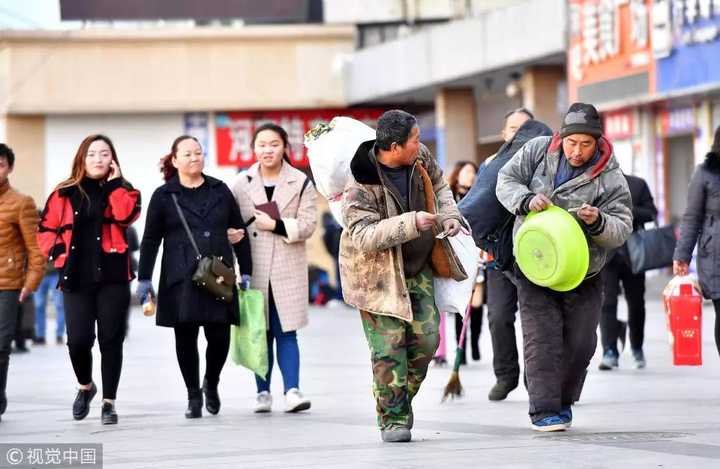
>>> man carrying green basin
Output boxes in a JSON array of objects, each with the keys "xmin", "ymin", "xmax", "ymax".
[{"xmin": 496, "ymin": 102, "xmax": 632, "ymax": 432}]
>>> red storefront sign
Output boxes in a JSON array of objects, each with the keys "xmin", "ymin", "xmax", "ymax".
[
  {"xmin": 603, "ymin": 110, "xmax": 634, "ymax": 140},
  {"xmin": 567, "ymin": 0, "xmax": 655, "ymax": 102},
  {"xmin": 215, "ymin": 108, "xmax": 385, "ymax": 168}
]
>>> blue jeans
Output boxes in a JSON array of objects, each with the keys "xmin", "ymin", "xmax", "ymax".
[
  {"xmin": 255, "ymin": 288, "xmax": 300, "ymax": 394},
  {"xmin": 34, "ymin": 272, "xmax": 65, "ymax": 339}
]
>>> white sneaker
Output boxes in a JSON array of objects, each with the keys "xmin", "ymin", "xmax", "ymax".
[
  {"xmin": 284, "ymin": 388, "xmax": 311, "ymax": 413},
  {"xmin": 253, "ymin": 391, "xmax": 272, "ymax": 413}
]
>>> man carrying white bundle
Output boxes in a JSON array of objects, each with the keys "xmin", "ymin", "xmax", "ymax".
[{"xmin": 339, "ymin": 110, "xmax": 466, "ymax": 443}]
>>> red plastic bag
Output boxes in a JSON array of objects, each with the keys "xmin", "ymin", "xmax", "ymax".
[{"xmin": 662, "ymin": 276, "xmax": 702, "ymax": 366}]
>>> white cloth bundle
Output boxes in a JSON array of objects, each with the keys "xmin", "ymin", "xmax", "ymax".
[{"xmin": 304, "ymin": 117, "xmax": 376, "ymax": 228}]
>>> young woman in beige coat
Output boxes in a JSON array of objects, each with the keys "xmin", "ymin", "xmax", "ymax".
[{"xmin": 230, "ymin": 123, "xmax": 317, "ymax": 413}]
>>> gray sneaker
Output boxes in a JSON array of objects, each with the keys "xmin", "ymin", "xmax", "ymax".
[
  {"xmin": 381, "ymin": 426, "xmax": 411, "ymax": 443},
  {"xmin": 632, "ymin": 349, "xmax": 646, "ymax": 369},
  {"xmin": 598, "ymin": 350, "xmax": 619, "ymax": 370}
]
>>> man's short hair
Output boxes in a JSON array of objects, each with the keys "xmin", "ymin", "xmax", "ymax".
[
  {"xmin": 376, "ymin": 110, "xmax": 418, "ymax": 151},
  {"xmin": 504, "ymin": 107, "xmax": 535, "ymax": 121},
  {"xmin": 0, "ymin": 144, "xmax": 15, "ymax": 167}
]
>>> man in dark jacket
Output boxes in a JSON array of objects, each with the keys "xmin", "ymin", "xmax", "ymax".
[{"xmin": 599, "ymin": 174, "xmax": 657, "ymax": 370}]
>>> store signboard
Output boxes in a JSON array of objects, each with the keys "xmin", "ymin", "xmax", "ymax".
[
  {"xmin": 567, "ymin": 0, "xmax": 655, "ymax": 103},
  {"xmin": 603, "ymin": 109, "xmax": 635, "ymax": 140},
  {"xmin": 184, "ymin": 113, "xmax": 210, "ymax": 158},
  {"xmin": 654, "ymin": 0, "xmax": 720, "ymax": 92},
  {"xmin": 215, "ymin": 108, "xmax": 384, "ymax": 168},
  {"xmin": 659, "ymin": 106, "xmax": 696, "ymax": 135}
]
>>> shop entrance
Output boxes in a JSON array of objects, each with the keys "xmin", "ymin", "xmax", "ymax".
[{"xmin": 666, "ymin": 135, "xmax": 695, "ymax": 224}]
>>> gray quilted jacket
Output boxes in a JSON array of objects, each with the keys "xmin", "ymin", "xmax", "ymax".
[{"xmin": 496, "ymin": 133, "xmax": 633, "ymax": 278}]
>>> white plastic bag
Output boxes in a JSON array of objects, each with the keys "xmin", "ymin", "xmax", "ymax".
[
  {"xmin": 433, "ymin": 231, "xmax": 480, "ymax": 317},
  {"xmin": 304, "ymin": 117, "xmax": 376, "ymax": 228}
]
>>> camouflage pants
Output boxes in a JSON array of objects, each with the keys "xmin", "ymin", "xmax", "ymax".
[{"xmin": 360, "ymin": 267, "xmax": 440, "ymax": 429}]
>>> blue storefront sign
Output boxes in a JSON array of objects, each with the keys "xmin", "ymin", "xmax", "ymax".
[{"xmin": 653, "ymin": 0, "xmax": 720, "ymax": 93}]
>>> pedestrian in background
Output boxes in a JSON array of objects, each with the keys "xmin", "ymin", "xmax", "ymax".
[
  {"xmin": 231, "ymin": 123, "xmax": 317, "ymax": 414},
  {"xmin": 38, "ymin": 135, "xmax": 141, "ymax": 425},
  {"xmin": 674, "ymin": 125, "xmax": 720, "ymax": 358},
  {"xmin": 497, "ymin": 103, "xmax": 632, "ymax": 431},
  {"xmin": 321, "ymin": 211, "xmax": 343, "ymax": 301},
  {"xmin": 448, "ymin": 160, "xmax": 483, "ymax": 364},
  {"xmin": 123, "ymin": 225, "xmax": 139, "ymax": 338},
  {"xmin": 340, "ymin": 110, "xmax": 467, "ymax": 442},
  {"xmin": 484, "ymin": 108, "xmax": 534, "ymax": 401},
  {"xmin": 0, "ymin": 143, "xmax": 45, "ymax": 423},
  {"xmin": 33, "ymin": 255, "xmax": 66, "ymax": 346},
  {"xmin": 599, "ymin": 173, "xmax": 657, "ymax": 370},
  {"xmin": 138, "ymin": 135, "xmax": 252, "ymax": 419}
]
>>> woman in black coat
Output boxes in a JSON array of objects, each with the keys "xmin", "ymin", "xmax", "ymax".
[
  {"xmin": 137, "ymin": 135, "xmax": 252, "ymax": 418},
  {"xmin": 674, "ymin": 125, "xmax": 720, "ymax": 357}
]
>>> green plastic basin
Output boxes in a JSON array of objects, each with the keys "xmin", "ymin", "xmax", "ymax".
[{"xmin": 514, "ymin": 205, "xmax": 589, "ymax": 292}]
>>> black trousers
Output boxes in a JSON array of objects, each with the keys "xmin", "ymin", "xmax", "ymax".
[
  {"xmin": 515, "ymin": 269, "xmax": 603, "ymax": 420},
  {"xmin": 600, "ymin": 254, "xmax": 646, "ymax": 353},
  {"xmin": 710, "ymin": 301, "xmax": 720, "ymax": 357},
  {"xmin": 0, "ymin": 291, "xmax": 20, "ymax": 413},
  {"xmin": 486, "ymin": 268, "xmax": 520, "ymax": 385},
  {"xmin": 174, "ymin": 323, "xmax": 230, "ymax": 391},
  {"xmin": 64, "ymin": 284, "xmax": 130, "ymax": 400}
]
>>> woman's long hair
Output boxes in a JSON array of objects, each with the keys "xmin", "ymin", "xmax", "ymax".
[
  {"xmin": 704, "ymin": 125, "xmax": 720, "ymax": 174},
  {"xmin": 160, "ymin": 135, "xmax": 200, "ymax": 182},
  {"xmin": 447, "ymin": 160, "xmax": 478, "ymax": 197},
  {"xmin": 252, "ymin": 123, "xmax": 292, "ymax": 166},
  {"xmin": 55, "ymin": 134, "xmax": 120, "ymax": 196}
]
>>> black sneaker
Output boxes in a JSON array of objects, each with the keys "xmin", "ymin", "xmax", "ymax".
[
  {"xmin": 72, "ymin": 383, "xmax": 97, "ymax": 420},
  {"xmin": 101, "ymin": 402, "xmax": 118, "ymax": 425},
  {"xmin": 32, "ymin": 337, "xmax": 46, "ymax": 345},
  {"xmin": 488, "ymin": 381, "xmax": 518, "ymax": 401}
]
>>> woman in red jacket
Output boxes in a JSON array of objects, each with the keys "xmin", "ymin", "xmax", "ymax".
[{"xmin": 38, "ymin": 134, "xmax": 140, "ymax": 425}]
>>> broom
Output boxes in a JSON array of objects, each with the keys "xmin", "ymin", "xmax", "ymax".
[{"xmin": 441, "ymin": 305, "xmax": 471, "ymax": 402}]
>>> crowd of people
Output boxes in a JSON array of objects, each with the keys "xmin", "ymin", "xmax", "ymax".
[{"xmin": 1, "ymin": 106, "xmax": 719, "ymax": 443}]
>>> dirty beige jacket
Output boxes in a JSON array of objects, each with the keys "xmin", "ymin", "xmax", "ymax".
[{"xmin": 339, "ymin": 142, "xmax": 464, "ymax": 321}]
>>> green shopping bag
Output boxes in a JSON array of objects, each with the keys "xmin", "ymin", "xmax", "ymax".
[{"xmin": 230, "ymin": 289, "xmax": 268, "ymax": 377}]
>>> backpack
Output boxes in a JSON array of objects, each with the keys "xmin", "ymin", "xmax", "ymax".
[{"xmin": 458, "ymin": 120, "xmax": 552, "ymax": 271}]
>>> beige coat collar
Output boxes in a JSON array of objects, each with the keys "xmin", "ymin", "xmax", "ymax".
[{"xmin": 245, "ymin": 162, "xmax": 302, "ymax": 212}]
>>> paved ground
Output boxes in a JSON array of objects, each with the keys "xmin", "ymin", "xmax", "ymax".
[{"xmin": 2, "ymin": 277, "xmax": 720, "ymax": 468}]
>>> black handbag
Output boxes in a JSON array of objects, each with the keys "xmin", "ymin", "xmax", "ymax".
[
  {"xmin": 171, "ymin": 194, "xmax": 236, "ymax": 303},
  {"xmin": 625, "ymin": 223, "xmax": 677, "ymax": 275}
]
